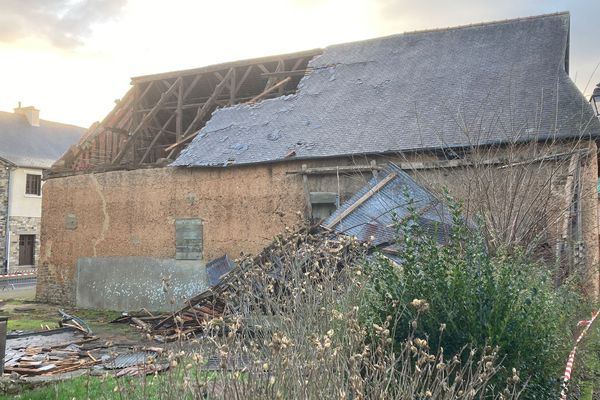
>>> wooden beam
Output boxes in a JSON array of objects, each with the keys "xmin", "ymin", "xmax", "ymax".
[
  {"xmin": 139, "ymin": 113, "xmax": 176, "ymax": 164},
  {"xmin": 112, "ymin": 77, "xmax": 182, "ymax": 164},
  {"xmin": 176, "ymin": 77, "xmax": 183, "ymax": 140},
  {"xmin": 183, "ymin": 74, "xmax": 202, "ymax": 100},
  {"xmin": 249, "ymin": 77, "xmax": 291, "ymax": 104},
  {"xmin": 302, "ymin": 164, "xmax": 313, "ymax": 218},
  {"xmin": 229, "ymin": 67, "xmax": 237, "ymax": 105},
  {"xmin": 260, "ymin": 69, "xmax": 310, "ymax": 78},
  {"xmin": 286, "ymin": 164, "xmax": 383, "ymax": 175},
  {"xmin": 323, "ymin": 172, "xmax": 397, "ymax": 230},
  {"xmin": 235, "ymin": 65, "xmax": 253, "ymax": 94},
  {"xmin": 164, "ymin": 68, "xmax": 234, "ymax": 154}
]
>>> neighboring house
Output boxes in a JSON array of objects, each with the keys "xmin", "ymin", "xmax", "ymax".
[
  {"xmin": 0, "ymin": 105, "xmax": 85, "ymax": 273},
  {"xmin": 36, "ymin": 12, "xmax": 600, "ymax": 309}
]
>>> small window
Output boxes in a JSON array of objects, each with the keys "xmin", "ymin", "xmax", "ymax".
[{"xmin": 25, "ymin": 174, "xmax": 41, "ymax": 196}]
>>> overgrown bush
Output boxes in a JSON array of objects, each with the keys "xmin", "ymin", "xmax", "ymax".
[
  {"xmin": 15, "ymin": 230, "xmax": 522, "ymax": 399},
  {"xmin": 361, "ymin": 200, "xmax": 581, "ymax": 399}
]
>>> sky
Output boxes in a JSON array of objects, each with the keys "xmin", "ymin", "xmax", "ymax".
[{"xmin": 0, "ymin": 0, "xmax": 599, "ymax": 128}]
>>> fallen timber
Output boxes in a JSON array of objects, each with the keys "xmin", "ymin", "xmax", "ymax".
[{"xmin": 115, "ymin": 227, "xmax": 367, "ymax": 342}]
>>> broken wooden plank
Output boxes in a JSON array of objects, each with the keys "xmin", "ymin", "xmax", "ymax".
[{"xmin": 249, "ymin": 77, "xmax": 292, "ymax": 104}]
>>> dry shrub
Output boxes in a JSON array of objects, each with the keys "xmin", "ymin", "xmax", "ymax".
[{"xmin": 106, "ymin": 229, "xmax": 521, "ymax": 399}]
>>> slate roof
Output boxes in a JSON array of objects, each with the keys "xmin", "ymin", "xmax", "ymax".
[
  {"xmin": 173, "ymin": 12, "xmax": 600, "ymax": 168},
  {"xmin": 322, "ymin": 163, "xmax": 453, "ymax": 247},
  {"xmin": 0, "ymin": 111, "xmax": 85, "ymax": 169}
]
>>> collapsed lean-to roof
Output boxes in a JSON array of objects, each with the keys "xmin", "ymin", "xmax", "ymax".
[
  {"xmin": 322, "ymin": 163, "xmax": 453, "ymax": 248},
  {"xmin": 174, "ymin": 12, "xmax": 600, "ymax": 168},
  {"xmin": 0, "ymin": 112, "xmax": 85, "ymax": 169}
]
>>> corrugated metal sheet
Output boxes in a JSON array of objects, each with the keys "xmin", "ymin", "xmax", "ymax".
[
  {"xmin": 206, "ymin": 255, "xmax": 235, "ymax": 286},
  {"xmin": 322, "ymin": 163, "xmax": 452, "ymax": 246}
]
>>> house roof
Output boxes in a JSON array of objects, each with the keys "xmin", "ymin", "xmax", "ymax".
[
  {"xmin": 0, "ymin": 111, "xmax": 85, "ymax": 169},
  {"xmin": 173, "ymin": 12, "xmax": 600, "ymax": 168}
]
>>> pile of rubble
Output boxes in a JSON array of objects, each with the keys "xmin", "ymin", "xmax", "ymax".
[
  {"xmin": 116, "ymin": 227, "xmax": 366, "ymax": 342},
  {"xmin": 4, "ymin": 312, "xmax": 164, "ymax": 379}
]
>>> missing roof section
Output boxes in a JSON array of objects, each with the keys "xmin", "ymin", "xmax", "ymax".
[{"xmin": 48, "ymin": 48, "xmax": 322, "ymax": 177}]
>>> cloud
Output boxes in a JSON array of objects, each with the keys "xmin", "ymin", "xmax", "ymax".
[{"xmin": 0, "ymin": 0, "xmax": 126, "ymax": 48}]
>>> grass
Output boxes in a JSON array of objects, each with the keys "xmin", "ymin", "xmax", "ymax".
[
  {"xmin": 2, "ymin": 296, "xmax": 123, "ymax": 333},
  {"xmin": 1, "ymin": 375, "xmax": 117, "ymax": 400},
  {"xmin": 2, "ymin": 365, "xmax": 226, "ymax": 400}
]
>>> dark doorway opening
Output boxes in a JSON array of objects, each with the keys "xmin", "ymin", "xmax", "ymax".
[{"xmin": 18, "ymin": 235, "xmax": 35, "ymax": 266}]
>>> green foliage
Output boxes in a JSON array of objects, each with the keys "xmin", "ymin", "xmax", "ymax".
[{"xmin": 361, "ymin": 198, "xmax": 580, "ymax": 399}]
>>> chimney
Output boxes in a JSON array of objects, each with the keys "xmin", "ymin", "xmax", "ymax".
[{"xmin": 14, "ymin": 102, "xmax": 40, "ymax": 127}]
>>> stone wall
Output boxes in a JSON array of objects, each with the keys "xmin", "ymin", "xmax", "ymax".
[
  {"xmin": 8, "ymin": 216, "xmax": 41, "ymax": 268},
  {"xmin": 0, "ymin": 162, "xmax": 9, "ymax": 270}
]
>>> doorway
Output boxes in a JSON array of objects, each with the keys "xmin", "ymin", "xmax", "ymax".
[{"xmin": 18, "ymin": 235, "xmax": 35, "ymax": 266}]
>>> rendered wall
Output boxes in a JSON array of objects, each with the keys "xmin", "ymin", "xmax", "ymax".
[
  {"xmin": 36, "ymin": 162, "xmax": 308, "ymax": 305},
  {"xmin": 36, "ymin": 143, "xmax": 600, "ymax": 306},
  {"xmin": 75, "ymin": 257, "xmax": 208, "ymax": 311},
  {"xmin": 9, "ymin": 167, "xmax": 43, "ymax": 218}
]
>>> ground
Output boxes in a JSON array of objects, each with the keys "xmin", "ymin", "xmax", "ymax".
[{"xmin": 0, "ymin": 289, "xmax": 164, "ymax": 398}]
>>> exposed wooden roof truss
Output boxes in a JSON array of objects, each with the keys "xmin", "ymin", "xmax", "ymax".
[{"xmin": 50, "ymin": 49, "xmax": 322, "ymax": 177}]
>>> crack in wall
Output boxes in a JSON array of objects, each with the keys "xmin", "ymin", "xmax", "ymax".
[{"xmin": 90, "ymin": 174, "xmax": 109, "ymax": 257}]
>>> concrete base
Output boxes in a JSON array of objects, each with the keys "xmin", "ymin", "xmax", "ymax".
[{"xmin": 75, "ymin": 257, "xmax": 208, "ymax": 311}]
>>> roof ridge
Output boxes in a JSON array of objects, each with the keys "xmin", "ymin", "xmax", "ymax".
[
  {"xmin": 400, "ymin": 11, "xmax": 569, "ymax": 37},
  {"xmin": 0, "ymin": 110, "xmax": 86, "ymax": 130},
  {"xmin": 322, "ymin": 12, "xmax": 570, "ymax": 50}
]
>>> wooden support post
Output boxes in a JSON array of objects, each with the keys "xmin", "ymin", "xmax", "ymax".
[
  {"xmin": 302, "ymin": 164, "xmax": 313, "ymax": 220},
  {"xmin": 112, "ymin": 77, "xmax": 181, "ymax": 165},
  {"xmin": 164, "ymin": 68, "xmax": 234, "ymax": 154},
  {"xmin": 229, "ymin": 68, "xmax": 237, "ymax": 105},
  {"xmin": 176, "ymin": 78, "xmax": 183, "ymax": 140},
  {"xmin": 370, "ymin": 160, "xmax": 379, "ymax": 178}
]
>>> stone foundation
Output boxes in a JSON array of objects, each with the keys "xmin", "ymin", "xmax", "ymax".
[{"xmin": 0, "ymin": 163, "xmax": 9, "ymax": 269}]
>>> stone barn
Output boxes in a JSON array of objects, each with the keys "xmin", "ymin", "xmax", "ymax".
[{"xmin": 37, "ymin": 12, "xmax": 600, "ymax": 309}]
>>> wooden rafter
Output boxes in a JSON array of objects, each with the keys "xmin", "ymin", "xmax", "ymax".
[
  {"xmin": 249, "ymin": 77, "xmax": 292, "ymax": 103},
  {"xmin": 139, "ymin": 113, "xmax": 176, "ymax": 164},
  {"xmin": 51, "ymin": 50, "xmax": 323, "ymax": 176},
  {"xmin": 112, "ymin": 77, "xmax": 182, "ymax": 165},
  {"xmin": 164, "ymin": 68, "xmax": 234, "ymax": 154}
]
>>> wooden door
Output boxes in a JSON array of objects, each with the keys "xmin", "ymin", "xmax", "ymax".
[{"xmin": 18, "ymin": 235, "xmax": 35, "ymax": 266}]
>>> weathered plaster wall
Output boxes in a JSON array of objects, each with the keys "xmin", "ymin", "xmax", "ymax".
[
  {"xmin": 36, "ymin": 142, "xmax": 600, "ymax": 305},
  {"xmin": 36, "ymin": 162, "xmax": 309, "ymax": 305},
  {"xmin": 9, "ymin": 168, "xmax": 43, "ymax": 218}
]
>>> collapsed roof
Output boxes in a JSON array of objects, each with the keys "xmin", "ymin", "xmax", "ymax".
[
  {"xmin": 49, "ymin": 49, "xmax": 321, "ymax": 176},
  {"xmin": 0, "ymin": 111, "xmax": 85, "ymax": 169},
  {"xmin": 322, "ymin": 163, "xmax": 453, "ymax": 248},
  {"xmin": 174, "ymin": 12, "xmax": 600, "ymax": 167}
]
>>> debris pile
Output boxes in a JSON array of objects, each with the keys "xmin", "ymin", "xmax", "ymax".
[
  {"xmin": 5, "ymin": 327, "xmax": 99, "ymax": 376},
  {"xmin": 115, "ymin": 227, "xmax": 366, "ymax": 342},
  {"xmin": 4, "ymin": 312, "xmax": 165, "ymax": 378}
]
